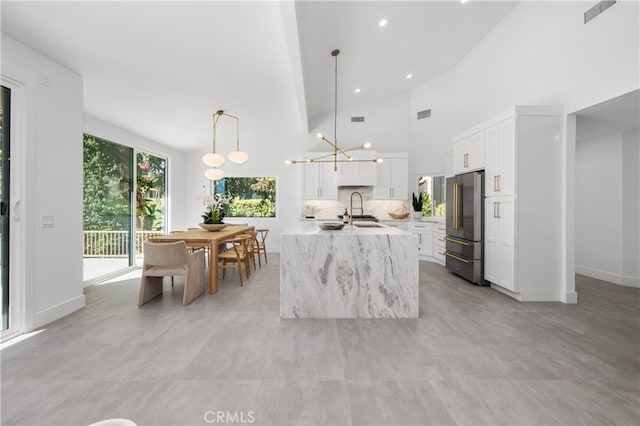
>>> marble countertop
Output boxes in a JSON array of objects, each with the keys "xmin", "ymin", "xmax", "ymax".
[{"xmin": 283, "ymin": 221, "xmax": 408, "ymax": 236}]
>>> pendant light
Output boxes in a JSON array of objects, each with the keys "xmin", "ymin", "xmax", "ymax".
[
  {"xmin": 202, "ymin": 109, "xmax": 249, "ymax": 180},
  {"xmin": 285, "ymin": 49, "xmax": 381, "ymax": 171}
]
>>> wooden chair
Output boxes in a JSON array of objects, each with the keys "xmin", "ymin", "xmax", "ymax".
[
  {"xmin": 217, "ymin": 236, "xmax": 249, "ymax": 286},
  {"xmin": 239, "ymin": 231, "xmax": 258, "ymax": 272},
  {"xmin": 138, "ymin": 240, "xmax": 205, "ymax": 306},
  {"xmin": 255, "ymin": 229, "xmax": 269, "ymax": 265}
]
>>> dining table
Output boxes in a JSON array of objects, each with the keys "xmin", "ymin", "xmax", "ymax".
[{"xmin": 149, "ymin": 225, "xmax": 255, "ymax": 294}]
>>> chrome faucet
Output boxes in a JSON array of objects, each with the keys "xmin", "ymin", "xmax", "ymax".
[{"xmin": 350, "ymin": 192, "xmax": 364, "ymax": 223}]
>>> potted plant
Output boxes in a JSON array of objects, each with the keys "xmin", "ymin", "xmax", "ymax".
[
  {"xmin": 411, "ymin": 192, "xmax": 424, "ymax": 219},
  {"xmin": 197, "ymin": 193, "xmax": 229, "ymax": 231}
]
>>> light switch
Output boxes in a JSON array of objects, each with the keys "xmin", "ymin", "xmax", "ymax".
[{"xmin": 42, "ymin": 215, "xmax": 55, "ymax": 228}]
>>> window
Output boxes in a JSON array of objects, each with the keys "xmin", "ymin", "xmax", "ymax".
[
  {"xmin": 417, "ymin": 175, "xmax": 446, "ymax": 217},
  {"xmin": 214, "ymin": 177, "xmax": 276, "ymax": 218}
]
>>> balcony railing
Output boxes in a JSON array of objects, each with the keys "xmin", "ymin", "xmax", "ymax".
[{"xmin": 83, "ymin": 230, "xmax": 163, "ymax": 257}]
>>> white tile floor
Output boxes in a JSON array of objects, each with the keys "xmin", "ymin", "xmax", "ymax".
[{"xmin": 2, "ymin": 256, "xmax": 639, "ymax": 425}]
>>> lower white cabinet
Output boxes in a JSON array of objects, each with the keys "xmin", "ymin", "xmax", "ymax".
[
  {"xmin": 379, "ymin": 221, "xmax": 408, "ymax": 230},
  {"xmin": 484, "ymin": 196, "xmax": 515, "ymax": 292},
  {"xmin": 433, "ymin": 224, "xmax": 446, "ymax": 265},
  {"xmin": 408, "ymin": 222, "xmax": 433, "ymax": 258}
]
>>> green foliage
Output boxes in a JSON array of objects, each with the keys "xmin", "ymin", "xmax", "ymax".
[
  {"xmin": 201, "ymin": 207, "xmax": 225, "ymax": 224},
  {"xmin": 83, "ymin": 134, "xmax": 132, "ymax": 230},
  {"xmin": 222, "ymin": 177, "xmax": 276, "ymax": 218},
  {"xmin": 228, "ymin": 199, "xmax": 276, "ymax": 218}
]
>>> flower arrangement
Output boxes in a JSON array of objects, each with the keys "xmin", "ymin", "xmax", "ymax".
[{"xmin": 198, "ymin": 193, "xmax": 229, "ymax": 224}]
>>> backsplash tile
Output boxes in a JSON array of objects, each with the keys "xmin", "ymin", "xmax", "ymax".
[{"xmin": 302, "ymin": 187, "xmax": 411, "ymax": 220}]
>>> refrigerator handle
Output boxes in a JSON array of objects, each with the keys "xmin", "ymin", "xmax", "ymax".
[{"xmin": 453, "ymin": 182, "xmax": 463, "ymax": 230}]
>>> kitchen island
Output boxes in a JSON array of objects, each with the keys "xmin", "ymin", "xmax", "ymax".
[{"xmin": 280, "ymin": 222, "xmax": 419, "ymax": 318}]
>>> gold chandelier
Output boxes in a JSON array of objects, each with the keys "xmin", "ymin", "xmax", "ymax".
[
  {"xmin": 286, "ymin": 49, "xmax": 381, "ymax": 171},
  {"xmin": 202, "ymin": 109, "xmax": 248, "ymax": 180}
]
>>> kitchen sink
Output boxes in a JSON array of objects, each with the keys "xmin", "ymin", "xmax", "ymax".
[{"xmin": 353, "ymin": 222, "xmax": 383, "ymax": 228}]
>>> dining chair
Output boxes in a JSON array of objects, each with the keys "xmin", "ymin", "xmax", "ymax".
[
  {"xmin": 217, "ymin": 236, "xmax": 248, "ymax": 286},
  {"xmin": 239, "ymin": 231, "xmax": 259, "ymax": 271},
  {"xmin": 138, "ymin": 240, "xmax": 205, "ymax": 306},
  {"xmin": 255, "ymin": 228, "xmax": 269, "ymax": 265}
]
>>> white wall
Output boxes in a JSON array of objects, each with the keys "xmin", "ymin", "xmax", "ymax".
[
  {"xmin": 575, "ymin": 129, "xmax": 639, "ymax": 287},
  {"xmin": 411, "ymin": 1, "xmax": 639, "ymax": 162},
  {"xmin": 1, "ymin": 34, "xmax": 85, "ymax": 330},
  {"xmin": 575, "ymin": 133, "xmax": 624, "ymax": 281},
  {"xmin": 84, "ymin": 114, "xmax": 187, "ymax": 231},
  {"xmin": 410, "ymin": 0, "xmax": 639, "ymax": 300}
]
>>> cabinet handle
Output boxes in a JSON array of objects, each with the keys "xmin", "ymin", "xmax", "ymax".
[
  {"xmin": 496, "ymin": 202, "xmax": 501, "ymax": 219},
  {"xmin": 493, "ymin": 175, "xmax": 498, "ymax": 192},
  {"xmin": 463, "ymin": 153, "xmax": 469, "ymax": 168},
  {"xmin": 493, "ymin": 202, "xmax": 497, "ymax": 218},
  {"xmin": 496, "ymin": 175, "xmax": 501, "ymax": 192}
]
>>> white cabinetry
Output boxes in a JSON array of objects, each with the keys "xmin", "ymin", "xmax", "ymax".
[
  {"xmin": 473, "ymin": 106, "xmax": 564, "ymax": 301},
  {"xmin": 408, "ymin": 222, "xmax": 433, "ymax": 257},
  {"xmin": 433, "ymin": 224, "xmax": 446, "ymax": 265},
  {"xmin": 374, "ymin": 153, "xmax": 408, "ymax": 200},
  {"xmin": 379, "ymin": 221, "xmax": 408, "ymax": 231},
  {"xmin": 302, "ymin": 152, "xmax": 338, "ymax": 200},
  {"xmin": 337, "ymin": 151, "xmax": 377, "ymax": 186},
  {"xmin": 484, "ymin": 197, "xmax": 515, "ymax": 291},
  {"xmin": 453, "ymin": 131, "xmax": 485, "ymax": 174},
  {"xmin": 485, "ymin": 118, "xmax": 516, "ymax": 197}
]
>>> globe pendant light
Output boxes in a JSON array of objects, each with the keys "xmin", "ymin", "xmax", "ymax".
[{"xmin": 202, "ymin": 109, "xmax": 248, "ymax": 180}]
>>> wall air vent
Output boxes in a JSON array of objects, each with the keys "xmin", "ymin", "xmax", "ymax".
[
  {"xmin": 584, "ymin": 0, "xmax": 617, "ymax": 24},
  {"xmin": 417, "ymin": 109, "xmax": 431, "ymax": 120},
  {"xmin": 351, "ymin": 116, "xmax": 365, "ymax": 123}
]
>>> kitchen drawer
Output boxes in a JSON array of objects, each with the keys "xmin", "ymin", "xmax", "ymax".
[{"xmin": 407, "ymin": 222, "xmax": 433, "ymax": 231}]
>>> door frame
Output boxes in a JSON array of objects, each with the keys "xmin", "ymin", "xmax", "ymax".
[{"xmin": 1, "ymin": 75, "xmax": 26, "ymax": 342}]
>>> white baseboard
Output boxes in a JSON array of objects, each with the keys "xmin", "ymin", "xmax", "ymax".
[
  {"xmin": 33, "ymin": 295, "xmax": 86, "ymax": 329},
  {"xmin": 576, "ymin": 265, "xmax": 640, "ymax": 288},
  {"xmin": 563, "ymin": 291, "xmax": 578, "ymax": 304}
]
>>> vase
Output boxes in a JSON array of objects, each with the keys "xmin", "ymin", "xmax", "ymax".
[
  {"xmin": 412, "ymin": 211, "xmax": 423, "ymax": 220},
  {"xmin": 199, "ymin": 223, "xmax": 228, "ymax": 232}
]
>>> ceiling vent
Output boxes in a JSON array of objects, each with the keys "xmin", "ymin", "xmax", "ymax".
[
  {"xmin": 351, "ymin": 116, "xmax": 365, "ymax": 123},
  {"xmin": 584, "ymin": 0, "xmax": 617, "ymax": 24},
  {"xmin": 417, "ymin": 109, "xmax": 431, "ymax": 120}
]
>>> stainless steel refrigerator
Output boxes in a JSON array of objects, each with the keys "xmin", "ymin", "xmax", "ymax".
[{"xmin": 445, "ymin": 171, "xmax": 485, "ymax": 284}]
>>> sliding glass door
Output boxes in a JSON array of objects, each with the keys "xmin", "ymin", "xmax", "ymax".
[
  {"xmin": 83, "ymin": 135, "xmax": 134, "ymax": 282},
  {"xmin": 1, "ymin": 86, "xmax": 10, "ymax": 331},
  {"xmin": 83, "ymin": 135, "xmax": 167, "ymax": 283}
]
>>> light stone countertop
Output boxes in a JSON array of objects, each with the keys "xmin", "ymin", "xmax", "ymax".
[{"xmin": 283, "ymin": 221, "xmax": 407, "ymax": 235}]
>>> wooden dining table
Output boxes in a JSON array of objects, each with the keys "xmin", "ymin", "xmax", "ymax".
[{"xmin": 149, "ymin": 225, "xmax": 254, "ymax": 294}]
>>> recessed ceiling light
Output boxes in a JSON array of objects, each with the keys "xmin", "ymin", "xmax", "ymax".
[
  {"xmin": 379, "ymin": 19, "xmax": 387, "ymax": 27},
  {"xmin": 355, "ymin": 88, "xmax": 361, "ymax": 94},
  {"xmin": 406, "ymin": 73, "xmax": 413, "ymax": 79},
  {"xmin": 461, "ymin": 0, "xmax": 469, "ymax": 3}
]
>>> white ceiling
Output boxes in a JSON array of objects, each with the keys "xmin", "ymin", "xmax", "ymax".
[{"xmin": 1, "ymin": 1, "xmax": 519, "ymax": 152}]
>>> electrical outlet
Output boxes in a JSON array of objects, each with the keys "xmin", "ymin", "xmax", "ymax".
[{"xmin": 42, "ymin": 215, "xmax": 55, "ymax": 228}]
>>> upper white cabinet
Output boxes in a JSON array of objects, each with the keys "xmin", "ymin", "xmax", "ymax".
[
  {"xmin": 337, "ymin": 150, "xmax": 377, "ymax": 186},
  {"xmin": 374, "ymin": 153, "xmax": 408, "ymax": 200},
  {"xmin": 302, "ymin": 152, "xmax": 338, "ymax": 200},
  {"xmin": 453, "ymin": 131, "xmax": 485, "ymax": 175},
  {"xmin": 485, "ymin": 118, "xmax": 516, "ymax": 197}
]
